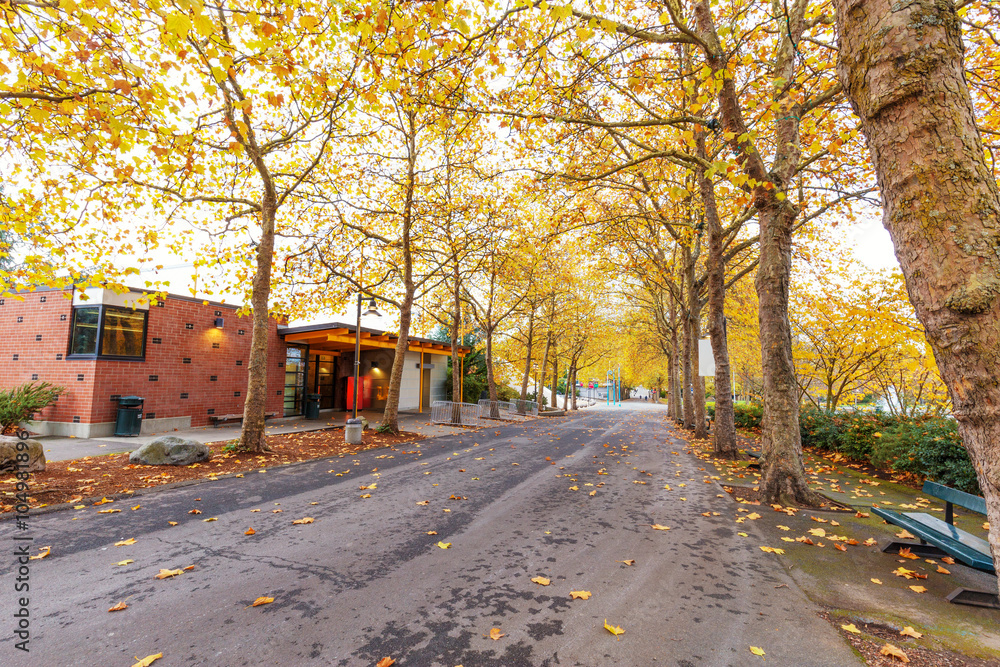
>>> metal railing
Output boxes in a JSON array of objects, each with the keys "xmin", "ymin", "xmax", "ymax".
[
  {"xmin": 478, "ymin": 399, "xmax": 525, "ymax": 421},
  {"xmin": 510, "ymin": 399, "xmax": 539, "ymax": 416},
  {"xmin": 430, "ymin": 400, "xmax": 482, "ymax": 427}
]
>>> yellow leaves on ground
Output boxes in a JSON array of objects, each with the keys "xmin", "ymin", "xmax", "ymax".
[
  {"xmin": 376, "ymin": 658, "xmax": 395, "ymax": 667},
  {"xmin": 115, "ymin": 538, "xmax": 137, "ymax": 547},
  {"xmin": 94, "ymin": 497, "xmax": 113, "ymax": 506},
  {"xmin": 489, "ymin": 628, "xmax": 504, "ymax": 640},
  {"xmin": 895, "ymin": 529, "xmax": 916, "ymax": 539},
  {"xmin": 936, "ymin": 565, "xmax": 951, "ymax": 574},
  {"xmin": 416, "ymin": 500, "xmax": 430, "ymax": 506},
  {"xmin": 589, "ymin": 490, "xmax": 597, "ymax": 496},
  {"xmin": 759, "ymin": 546, "xmax": 785, "ymax": 555},
  {"xmin": 941, "ymin": 556, "xmax": 956, "ymax": 565},
  {"xmin": 436, "ymin": 541, "xmax": 452, "ymax": 549},
  {"xmin": 291, "ymin": 517, "xmax": 314, "ymax": 524},
  {"xmin": 749, "ymin": 646, "xmax": 765, "ymax": 656},
  {"xmin": 426, "ymin": 531, "xmax": 437, "ymax": 535},
  {"xmin": 531, "ymin": 576, "xmax": 550, "ymax": 586},
  {"xmin": 841, "ymin": 623, "xmax": 861, "ymax": 634},
  {"xmin": 650, "ymin": 524, "xmax": 671, "ymax": 531},
  {"xmin": 570, "ymin": 591, "xmax": 591, "ymax": 600},
  {"xmin": 203, "ymin": 517, "xmax": 218, "ymax": 522},
  {"xmin": 116, "ymin": 560, "xmax": 134, "ymax": 566},
  {"xmin": 245, "ymin": 528, "xmax": 256, "ymax": 535},
  {"xmin": 29, "ymin": 546, "xmax": 51, "ymax": 560},
  {"xmin": 617, "ymin": 559, "xmax": 636, "ymax": 566},
  {"xmin": 188, "ymin": 509, "xmax": 202, "ymax": 515},
  {"xmin": 897, "ymin": 547, "xmax": 919, "ymax": 560},
  {"xmin": 604, "ymin": 619, "xmax": 625, "ymax": 638},
  {"xmin": 108, "ymin": 601, "xmax": 128, "ymax": 612},
  {"xmin": 908, "ymin": 585, "xmax": 927, "ymax": 593},
  {"xmin": 251, "ymin": 596, "xmax": 274, "ymax": 607},
  {"xmin": 132, "ymin": 505, "xmax": 141, "ymax": 511},
  {"xmin": 880, "ymin": 643, "xmax": 910, "ymax": 663},
  {"xmin": 131, "ymin": 654, "xmax": 162, "ymax": 667},
  {"xmin": 569, "ymin": 486, "xmax": 579, "ymax": 491},
  {"xmin": 863, "ymin": 538, "xmax": 878, "ymax": 547},
  {"xmin": 893, "ymin": 567, "xmax": 927, "ymax": 580},
  {"xmin": 871, "ymin": 578, "xmax": 883, "ymax": 585},
  {"xmin": 98, "ymin": 509, "xmax": 122, "ymax": 514},
  {"xmin": 900, "ymin": 626, "xmax": 923, "ymax": 639},
  {"xmin": 808, "ymin": 528, "xmax": 826, "ymax": 537},
  {"xmin": 155, "ymin": 569, "xmax": 183, "ymax": 579}
]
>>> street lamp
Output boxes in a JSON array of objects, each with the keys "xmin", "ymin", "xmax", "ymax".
[{"xmin": 346, "ymin": 294, "xmax": 381, "ymax": 444}]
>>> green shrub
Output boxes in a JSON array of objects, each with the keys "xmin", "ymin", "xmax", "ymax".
[
  {"xmin": 0, "ymin": 381, "xmax": 65, "ymax": 434},
  {"xmin": 873, "ymin": 418, "xmax": 979, "ymax": 494},
  {"xmin": 497, "ymin": 385, "xmax": 520, "ymax": 402},
  {"xmin": 705, "ymin": 402, "xmax": 715, "ymax": 418},
  {"xmin": 733, "ymin": 402, "xmax": 763, "ymax": 428}
]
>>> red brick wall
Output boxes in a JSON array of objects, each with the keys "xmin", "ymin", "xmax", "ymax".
[{"xmin": 0, "ymin": 289, "xmax": 287, "ymax": 428}]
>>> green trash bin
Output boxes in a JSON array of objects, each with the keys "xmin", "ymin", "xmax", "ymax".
[
  {"xmin": 305, "ymin": 394, "xmax": 321, "ymax": 420},
  {"xmin": 115, "ymin": 396, "xmax": 144, "ymax": 436}
]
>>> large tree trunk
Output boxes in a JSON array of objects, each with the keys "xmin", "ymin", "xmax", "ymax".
[
  {"xmin": 756, "ymin": 203, "xmax": 822, "ymax": 505},
  {"xmin": 520, "ymin": 309, "xmax": 534, "ymax": 400},
  {"xmin": 681, "ymin": 247, "xmax": 696, "ymax": 429},
  {"xmin": 551, "ymin": 348, "xmax": 558, "ymax": 412},
  {"xmin": 697, "ymin": 131, "xmax": 738, "ymax": 457},
  {"xmin": 538, "ymin": 329, "xmax": 551, "ymax": 408},
  {"xmin": 238, "ymin": 191, "xmax": 276, "ymax": 453},
  {"xmin": 670, "ymin": 309, "xmax": 682, "ymax": 418},
  {"xmin": 690, "ymin": 290, "xmax": 708, "ymax": 440},
  {"xmin": 485, "ymin": 327, "xmax": 500, "ymax": 418},
  {"xmin": 451, "ymin": 270, "xmax": 462, "ymax": 423},
  {"xmin": 836, "ymin": 0, "xmax": 1000, "ymax": 583}
]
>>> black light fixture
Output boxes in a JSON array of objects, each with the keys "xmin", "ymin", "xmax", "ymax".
[
  {"xmin": 214, "ymin": 317, "xmax": 224, "ymax": 328},
  {"xmin": 363, "ymin": 297, "xmax": 380, "ymax": 318},
  {"xmin": 370, "ymin": 361, "xmax": 380, "ymax": 369}
]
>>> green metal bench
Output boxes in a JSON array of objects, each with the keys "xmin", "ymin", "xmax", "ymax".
[{"xmin": 873, "ymin": 480, "xmax": 996, "ymax": 609}]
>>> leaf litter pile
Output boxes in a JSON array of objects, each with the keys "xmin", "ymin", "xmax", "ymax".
[{"xmin": 1, "ymin": 428, "xmax": 422, "ymax": 512}]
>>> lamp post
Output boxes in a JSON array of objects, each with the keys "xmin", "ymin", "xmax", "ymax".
[{"xmin": 346, "ymin": 294, "xmax": 380, "ymax": 444}]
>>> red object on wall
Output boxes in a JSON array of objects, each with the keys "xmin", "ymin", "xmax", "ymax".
[{"xmin": 346, "ymin": 375, "xmax": 371, "ymax": 410}]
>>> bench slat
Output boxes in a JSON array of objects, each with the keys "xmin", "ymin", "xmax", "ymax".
[
  {"xmin": 922, "ymin": 481, "xmax": 987, "ymax": 515},
  {"xmin": 873, "ymin": 508, "xmax": 994, "ymax": 573}
]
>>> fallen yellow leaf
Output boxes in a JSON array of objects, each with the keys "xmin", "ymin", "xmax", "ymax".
[
  {"xmin": 167, "ymin": 521, "xmax": 178, "ymax": 526},
  {"xmin": 841, "ymin": 623, "xmax": 861, "ymax": 634},
  {"xmin": 291, "ymin": 517, "xmax": 314, "ymax": 524},
  {"xmin": 604, "ymin": 619, "xmax": 625, "ymax": 638},
  {"xmin": 188, "ymin": 509, "xmax": 202, "ymax": 515},
  {"xmin": 115, "ymin": 559, "xmax": 134, "ymax": 566},
  {"xmin": 749, "ymin": 646, "xmax": 765, "ymax": 656},
  {"xmin": 936, "ymin": 565, "xmax": 950, "ymax": 574},
  {"xmin": 416, "ymin": 500, "xmax": 430, "ymax": 506},
  {"xmin": 132, "ymin": 505, "xmax": 141, "ymax": 511},
  {"xmin": 245, "ymin": 527, "xmax": 256, "ymax": 535},
  {"xmin": 900, "ymin": 626, "xmax": 923, "ymax": 639},
  {"xmin": 570, "ymin": 591, "xmax": 592, "ymax": 600},
  {"xmin": 941, "ymin": 556, "xmax": 955, "ymax": 565},
  {"xmin": 131, "ymin": 654, "xmax": 162, "ymax": 667},
  {"xmin": 115, "ymin": 538, "xmax": 137, "ymax": 547},
  {"xmin": 155, "ymin": 569, "xmax": 183, "ymax": 579},
  {"xmin": 376, "ymin": 658, "xmax": 395, "ymax": 667},
  {"xmin": 908, "ymin": 585, "xmax": 927, "ymax": 593},
  {"xmin": 895, "ymin": 529, "xmax": 916, "ymax": 539},
  {"xmin": 437, "ymin": 541, "xmax": 452, "ymax": 549},
  {"xmin": 531, "ymin": 576, "xmax": 551, "ymax": 586},
  {"xmin": 759, "ymin": 546, "xmax": 785, "ymax": 555},
  {"xmin": 29, "ymin": 546, "xmax": 51, "ymax": 560},
  {"xmin": 203, "ymin": 517, "xmax": 218, "ymax": 522},
  {"xmin": 897, "ymin": 547, "xmax": 919, "ymax": 560},
  {"xmin": 426, "ymin": 531, "xmax": 437, "ymax": 535},
  {"xmin": 871, "ymin": 578, "xmax": 883, "ymax": 585},
  {"xmin": 617, "ymin": 559, "xmax": 636, "ymax": 566},
  {"xmin": 863, "ymin": 538, "xmax": 878, "ymax": 547},
  {"xmin": 251, "ymin": 596, "xmax": 274, "ymax": 607},
  {"xmin": 108, "ymin": 601, "xmax": 128, "ymax": 612},
  {"xmin": 489, "ymin": 627, "xmax": 504, "ymax": 640},
  {"xmin": 650, "ymin": 524, "xmax": 670, "ymax": 531},
  {"xmin": 879, "ymin": 643, "xmax": 910, "ymax": 663}
]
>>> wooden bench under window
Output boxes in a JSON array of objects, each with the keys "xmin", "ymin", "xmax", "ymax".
[
  {"xmin": 873, "ymin": 480, "xmax": 996, "ymax": 608},
  {"xmin": 209, "ymin": 412, "xmax": 277, "ymax": 427}
]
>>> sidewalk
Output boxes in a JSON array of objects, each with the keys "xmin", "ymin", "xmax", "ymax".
[{"xmin": 33, "ymin": 409, "xmax": 471, "ymax": 462}]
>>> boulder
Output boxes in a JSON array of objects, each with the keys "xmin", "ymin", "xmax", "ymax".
[
  {"xmin": 0, "ymin": 436, "xmax": 46, "ymax": 472},
  {"xmin": 129, "ymin": 436, "xmax": 211, "ymax": 466}
]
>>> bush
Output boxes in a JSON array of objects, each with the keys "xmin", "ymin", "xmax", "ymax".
[
  {"xmin": 873, "ymin": 418, "xmax": 979, "ymax": 494},
  {"xmin": 733, "ymin": 402, "xmax": 763, "ymax": 428},
  {"xmin": 497, "ymin": 385, "xmax": 520, "ymax": 402},
  {"xmin": 705, "ymin": 401, "xmax": 715, "ymax": 418},
  {"xmin": 800, "ymin": 409, "xmax": 896, "ymax": 461},
  {"xmin": 0, "ymin": 381, "xmax": 65, "ymax": 434}
]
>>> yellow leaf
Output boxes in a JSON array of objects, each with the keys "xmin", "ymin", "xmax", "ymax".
[
  {"xmin": 617, "ymin": 559, "xmax": 636, "ymax": 566},
  {"xmin": 759, "ymin": 546, "xmax": 785, "ymax": 555},
  {"xmin": 569, "ymin": 486, "xmax": 579, "ymax": 491},
  {"xmin": 94, "ymin": 497, "xmax": 113, "ymax": 506},
  {"xmin": 416, "ymin": 500, "xmax": 430, "ymax": 506},
  {"xmin": 531, "ymin": 576, "xmax": 551, "ymax": 586},
  {"xmin": 908, "ymin": 585, "xmax": 927, "ymax": 593},
  {"xmin": 131, "ymin": 505, "xmax": 141, "ymax": 511},
  {"xmin": 879, "ymin": 643, "xmax": 910, "ymax": 662},
  {"xmin": 895, "ymin": 529, "xmax": 916, "ymax": 539},
  {"xmin": 570, "ymin": 590, "xmax": 592, "ymax": 600},
  {"xmin": 841, "ymin": 623, "xmax": 861, "ymax": 634},
  {"xmin": 426, "ymin": 531, "xmax": 437, "ymax": 535},
  {"xmin": 203, "ymin": 517, "xmax": 218, "ymax": 522},
  {"xmin": 115, "ymin": 560, "xmax": 134, "ymax": 566},
  {"xmin": 936, "ymin": 565, "xmax": 950, "ymax": 574},
  {"xmin": 489, "ymin": 627, "xmax": 505, "ymax": 640},
  {"xmin": 291, "ymin": 517, "xmax": 314, "ymax": 525},
  {"xmin": 437, "ymin": 541, "xmax": 452, "ymax": 549},
  {"xmin": 808, "ymin": 528, "xmax": 826, "ymax": 537},
  {"xmin": 749, "ymin": 646, "xmax": 766, "ymax": 656},
  {"xmin": 245, "ymin": 528, "xmax": 255, "ymax": 535},
  {"xmin": 589, "ymin": 490, "xmax": 597, "ymax": 496},
  {"xmin": 115, "ymin": 538, "xmax": 137, "ymax": 547},
  {"xmin": 897, "ymin": 547, "xmax": 919, "ymax": 560},
  {"xmin": 29, "ymin": 546, "xmax": 51, "ymax": 560},
  {"xmin": 168, "ymin": 522, "xmax": 178, "ymax": 526},
  {"xmin": 900, "ymin": 626, "xmax": 923, "ymax": 639},
  {"xmin": 108, "ymin": 601, "xmax": 128, "ymax": 612},
  {"xmin": 863, "ymin": 538, "xmax": 878, "ymax": 546},
  {"xmin": 251, "ymin": 596, "xmax": 274, "ymax": 607},
  {"xmin": 376, "ymin": 658, "xmax": 395, "ymax": 667},
  {"xmin": 155, "ymin": 569, "xmax": 183, "ymax": 579},
  {"xmin": 871, "ymin": 578, "xmax": 883, "ymax": 585},
  {"xmin": 131, "ymin": 654, "xmax": 163, "ymax": 667},
  {"xmin": 650, "ymin": 524, "xmax": 671, "ymax": 531},
  {"xmin": 604, "ymin": 619, "xmax": 625, "ymax": 638}
]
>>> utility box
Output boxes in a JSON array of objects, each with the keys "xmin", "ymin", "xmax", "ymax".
[{"xmin": 114, "ymin": 396, "xmax": 144, "ymax": 436}]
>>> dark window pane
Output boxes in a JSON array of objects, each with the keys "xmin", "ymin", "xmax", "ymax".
[
  {"xmin": 100, "ymin": 308, "xmax": 146, "ymax": 357},
  {"xmin": 70, "ymin": 307, "xmax": 100, "ymax": 355}
]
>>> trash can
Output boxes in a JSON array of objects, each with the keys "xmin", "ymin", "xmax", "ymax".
[
  {"xmin": 305, "ymin": 394, "xmax": 321, "ymax": 420},
  {"xmin": 114, "ymin": 396, "xmax": 144, "ymax": 436}
]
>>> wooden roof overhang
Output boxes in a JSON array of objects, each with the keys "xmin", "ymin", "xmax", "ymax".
[{"xmin": 280, "ymin": 323, "xmax": 468, "ymax": 358}]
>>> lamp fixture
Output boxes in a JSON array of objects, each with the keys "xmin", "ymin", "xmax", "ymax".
[
  {"xmin": 371, "ymin": 361, "xmax": 379, "ymax": 369},
  {"xmin": 214, "ymin": 317, "xmax": 224, "ymax": 328},
  {"xmin": 363, "ymin": 297, "xmax": 380, "ymax": 318}
]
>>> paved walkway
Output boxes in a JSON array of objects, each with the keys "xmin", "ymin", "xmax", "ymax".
[{"xmin": 34, "ymin": 410, "xmax": 471, "ymax": 461}]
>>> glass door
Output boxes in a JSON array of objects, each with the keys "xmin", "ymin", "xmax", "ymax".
[{"xmin": 284, "ymin": 346, "xmax": 306, "ymax": 416}]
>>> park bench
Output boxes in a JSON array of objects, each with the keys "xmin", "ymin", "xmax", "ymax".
[
  {"xmin": 209, "ymin": 411, "xmax": 277, "ymax": 427},
  {"xmin": 873, "ymin": 480, "xmax": 996, "ymax": 608}
]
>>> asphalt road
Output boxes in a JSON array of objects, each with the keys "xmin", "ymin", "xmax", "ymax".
[{"xmin": 1, "ymin": 402, "xmax": 861, "ymax": 666}]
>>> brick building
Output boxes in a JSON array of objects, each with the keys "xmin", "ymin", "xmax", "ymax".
[{"xmin": 0, "ymin": 287, "xmax": 465, "ymax": 438}]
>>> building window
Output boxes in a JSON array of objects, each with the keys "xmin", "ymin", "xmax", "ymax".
[
  {"xmin": 16, "ymin": 316, "xmax": 23, "ymax": 323},
  {"xmin": 214, "ymin": 310, "xmax": 222, "ymax": 316},
  {"xmin": 68, "ymin": 306, "xmax": 147, "ymax": 360},
  {"xmin": 207, "ymin": 408, "xmax": 215, "ymax": 415},
  {"xmin": 238, "ymin": 329, "xmax": 245, "ymax": 335}
]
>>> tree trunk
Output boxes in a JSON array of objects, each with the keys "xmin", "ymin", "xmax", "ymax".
[
  {"xmin": 238, "ymin": 191, "xmax": 276, "ymax": 453},
  {"xmin": 451, "ymin": 271, "xmax": 462, "ymax": 423},
  {"xmin": 836, "ymin": 0, "xmax": 1000, "ymax": 584},
  {"xmin": 692, "ymin": 315, "xmax": 708, "ymax": 439},
  {"xmin": 538, "ymin": 329, "xmax": 551, "ymax": 408},
  {"xmin": 571, "ymin": 364, "xmax": 578, "ymax": 410},
  {"xmin": 670, "ymin": 310, "xmax": 682, "ymax": 418},
  {"xmin": 551, "ymin": 348, "xmax": 558, "ymax": 412},
  {"xmin": 681, "ymin": 247, "xmax": 696, "ymax": 429},
  {"xmin": 697, "ymin": 130, "xmax": 738, "ymax": 457},
  {"xmin": 485, "ymin": 327, "xmax": 500, "ymax": 418},
  {"xmin": 756, "ymin": 203, "xmax": 822, "ymax": 505},
  {"xmin": 562, "ymin": 365, "xmax": 570, "ymax": 410},
  {"xmin": 520, "ymin": 309, "xmax": 534, "ymax": 400}
]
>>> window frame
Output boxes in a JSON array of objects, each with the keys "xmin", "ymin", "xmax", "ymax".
[{"xmin": 66, "ymin": 305, "xmax": 149, "ymax": 361}]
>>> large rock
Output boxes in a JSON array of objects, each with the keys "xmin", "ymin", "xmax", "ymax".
[
  {"xmin": 129, "ymin": 436, "xmax": 211, "ymax": 466},
  {"xmin": 0, "ymin": 436, "xmax": 46, "ymax": 472}
]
